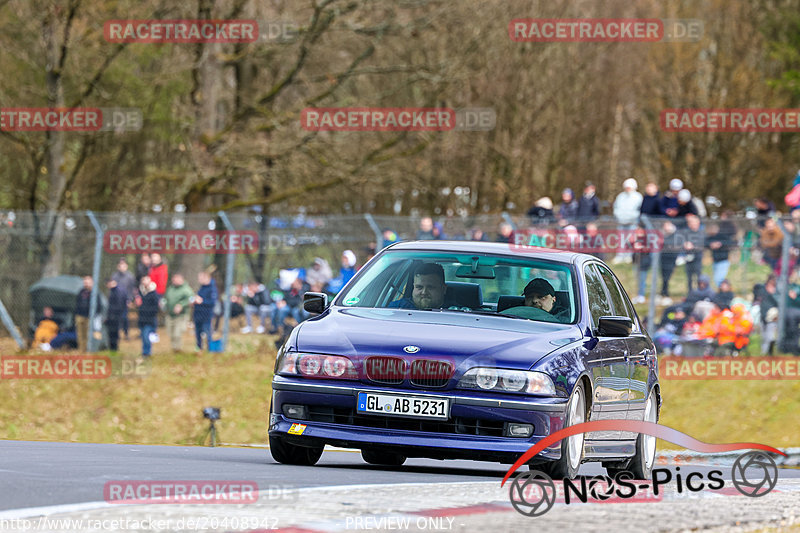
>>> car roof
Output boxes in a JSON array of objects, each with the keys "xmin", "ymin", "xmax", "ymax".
[{"xmin": 385, "ymin": 240, "xmax": 597, "ymax": 266}]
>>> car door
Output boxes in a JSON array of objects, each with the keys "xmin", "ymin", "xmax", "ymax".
[
  {"xmin": 594, "ymin": 263, "xmax": 643, "ymax": 442},
  {"xmin": 584, "ymin": 263, "xmax": 629, "ymax": 441},
  {"xmin": 606, "ymin": 270, "xmax": 654, "ymax": 439}
]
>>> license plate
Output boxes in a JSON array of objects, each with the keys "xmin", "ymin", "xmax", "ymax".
[{"xmin": 357, "ymin": 392, "xmax": 450, "ymax": 420}]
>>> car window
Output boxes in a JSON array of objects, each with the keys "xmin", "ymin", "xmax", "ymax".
[
  {"xmin": 595, "ymin": 263, "xmax": 628, "ymax": 319},
  {"xmin": 584, "ymin": 264, "xmax": 612, "ymax": 328},
  {"xmin": 607, "ymin": 270, "xmax": 641, "ymax": 333}
]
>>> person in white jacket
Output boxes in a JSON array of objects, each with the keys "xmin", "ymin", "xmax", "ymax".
[{"xmin": 612, "ymin": 178, "xmax": 643, "ymax": 264}]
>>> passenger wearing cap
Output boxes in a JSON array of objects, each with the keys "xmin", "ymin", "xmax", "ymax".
[
  {"xmin": 501, "ymin": 278, "xmax": 570, "ymax": 322},
  {"xmin": 661, "ymin": 178, "xmax": 683, "ymax": 218}
]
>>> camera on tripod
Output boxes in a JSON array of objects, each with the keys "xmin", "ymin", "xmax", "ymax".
[{"xmin": 203, "ymin": 407, "xmax": 221, "ymax": 421}]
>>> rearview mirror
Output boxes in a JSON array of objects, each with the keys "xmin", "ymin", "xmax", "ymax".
[
  {"xmin": 597, "ymin": 316, "xmax": 632, "ymax": 337},
  {"xmin": 303, "ymin": 292, "xmax": 328, "ymax": 315}
]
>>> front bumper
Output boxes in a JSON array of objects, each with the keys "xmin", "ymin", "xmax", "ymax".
[{"xmin": 269, "ymin": 375, "xmax": 569, "ymax": 462}]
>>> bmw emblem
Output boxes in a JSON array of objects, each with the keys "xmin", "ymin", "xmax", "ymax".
[{"xmin": 403, "ymin": 345, "xmax": 420, "ymax": 354}]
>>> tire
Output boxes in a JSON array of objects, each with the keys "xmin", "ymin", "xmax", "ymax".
[
  {"xmin": 269, "ymin": 433, "xmax": 323, "ymax": 466},
  {"xmin": 537, "ymin": 382, "xmax": 586, "ymax": 479},
  {"xmin": 606, "ymin": 389, "xmax": 659, "ymax": 479},
  {"xmin": 361, "ymin": 449, "xmax": 407, "ymax": 466}
]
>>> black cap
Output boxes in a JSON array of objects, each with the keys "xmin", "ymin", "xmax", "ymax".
[{"xmin": 523, "ymin": 278, "xmax": 555, "ymax": 297}]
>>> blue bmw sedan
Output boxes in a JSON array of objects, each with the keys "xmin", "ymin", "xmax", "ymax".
[{"xmin": 269, "ymin": 241, "xmax": 660, "ymax": 479}]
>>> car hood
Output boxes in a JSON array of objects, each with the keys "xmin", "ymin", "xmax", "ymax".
[{"xmin": 294, "ymin": 307, "xmax": 583, "ymax": 369}]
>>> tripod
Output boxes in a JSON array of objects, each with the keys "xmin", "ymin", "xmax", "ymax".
[{"xmin": 201, "ymin": 419, "xmax": 219, "ymax": 447}]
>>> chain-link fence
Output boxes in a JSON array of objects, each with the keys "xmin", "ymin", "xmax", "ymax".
[{"xmin": 0, "ymin": 209, "xmax": 795, "ymax": 355}]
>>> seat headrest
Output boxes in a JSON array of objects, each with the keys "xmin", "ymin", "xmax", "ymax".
[
  {"xmin": 444, "ymin": 282, "xmax": 482, "ymax": 309},
  {"xmin": 497, "ymin": 295, "xmax": 524, "ymax": 312}
]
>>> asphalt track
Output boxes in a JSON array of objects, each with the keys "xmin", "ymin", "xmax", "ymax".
[{"xmin": 0, "ymin": 441, "xmax": 798, "ymax": 532}]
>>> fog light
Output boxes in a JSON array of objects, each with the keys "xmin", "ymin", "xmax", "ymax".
[
  {"xmin": 282, "ymin": 404, "xmax": 308, "ymax": 419},
  {"xmin": 505, "ymin": 423, "xmax": 533, "ymax": 438}
]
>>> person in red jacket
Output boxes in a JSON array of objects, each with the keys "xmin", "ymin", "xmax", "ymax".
[{"xmin": 148, "ymin": 252, "xmax": 169, "ymax": 298}]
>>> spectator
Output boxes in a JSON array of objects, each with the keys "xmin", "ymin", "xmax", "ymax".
[
  {"xmin": 382, "ymin": 228, "xmax": 399, "ymax": 248},
  {"xmin": 684, "ymin": 274, "xmax": 715, "ymax": 311},
  {"xmin": 135, "ymin": 253, "xmax": 151, "ymax": 285},
  {"xmin": 417, "ymin": 217, "xmax": 435, "ymax": 240},
  {"xmin": 782, "ymin": 274, "xmax": 800, "ymax": 354},
  {"xmin": 242, "ymin": 281, "xmax": 275, "ymax": 334},
  {"xmin": 137, "ymin": 276, "xmax": 159, "ymax": 358},
  {"xmin": 661, "ymin": 178, "xmax": 683, "ymax": 218},
  {"xmin": 306, "ymin": 257, "xmax": 333, "ymax": 289},
  {"xmin": 112, "ymin": 258, "xmax": 137, "ymax": 341},
  {"xmin": 75, "ymin": 276, "xmax": 99, "ymax": 353},
  {"xmin": 527, "ymin": 197, "xmax": 555, "ymax": 225},
  {"xmin": 34, "ymin": 306, "xmax": 60, "ymax": 350},
  {"xmin": 714, "ymin": 279, "xmax": 735, "ymax": 311},
  {"xmin": 755, "ymin": 275, "xmax": 779, "ymax": 355},
  {"xmin": 327, "ymin": 250, "xmax": 358, "ymax": 294},
  {"xmin": 164, "ymin": 273, "xmax": 194, "ymax": 352},
  {"xmin": 149, "ymin": 253, "xmax": 169, "ymax": 298},
  {"xmin": 640, "ymin": 181, "xmax": 663, "ymax": 218},
  {"xmin": 192, "ymin": 271, "xmax": 218, "ymax": 352},
  {"xmin": 706, "ymin": 217, "xmax": 737, "ymax": 287},
  {"xmin": 576, "ymin": 182, "xmax": 600, "ymax": 221},
  {"xmin": 273, "ymin": 276, "xmax": 311, "ymax": 345},
  {"xmin": 759, "ymin": 218, "xmax": 783, "ymax": 271},
  {"xmin": 584, "ymin": 222, "xmax": 605, "ymax": 261},
  {"xmin": 215, "ymin": 283, "xmax": 245, "ymax": 332},
  {"xmin": 559, "ymin": 188, "xmax": 579, "ymax": 221},
  {"xmin": 612, "ymin": 178, "xmax": 643, "ymax": 264},
  {"xmin": 432, "ymin": 222, "xmax": 446, "ymax": 239},
  {"xmin": 676, "ymin": 189, "xmax": 699, "ymax": 220},
  {"xmin": 105, "ymin": 278, "xmax": 126, "ymax": 352},
  {"xmin": 755, "ymin": 197, "xmax": 776, "ymax": 220},
  {"xmin": 496, "ymin": 222, "xmax": 514, "ymax": 243},
  {"xmin": 682, "ymin": 214, "xmax": 704, "ymax": 292},
  {"xmin": 468, "ymin": 228, "xmax": 488, "ymax": 241},
  {"xmin": 659, "ymin": 221, "xmax": 680, "ymax": 305}
]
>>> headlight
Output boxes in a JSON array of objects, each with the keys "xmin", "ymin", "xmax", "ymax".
[
  {"xmin": 276, "ymin": 351, "xmax": 357, "ymax": 379},
  {"xmin": 458, "ymin": 368, "xmax": 556, "ymax": 395}
]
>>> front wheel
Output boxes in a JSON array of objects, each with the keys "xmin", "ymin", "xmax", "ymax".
[
  {"xmin": 537, "ymin": 382, "xmax": 586, "ymax": 479},
  {"xmin": 269, "ymin": 433, "xmax": 323, "ymax": 466}
]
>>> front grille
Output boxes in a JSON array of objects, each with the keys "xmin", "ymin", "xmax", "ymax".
[
  {"xmin": 409, "ymin": 359, "xmax": 453, "ymax": 388},
  {"xmin": 365, "ymin": 356, "xmax": 406, "ymax": 384},
  {"xmin": 305, "ymin": 405, "xmax": 505, "ymax": 437}
]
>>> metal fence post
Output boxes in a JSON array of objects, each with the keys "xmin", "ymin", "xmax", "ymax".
[
  {"xmin": 641, "ymin": 215, "xmax": 660, "ymax": 331},
  {"xmin": 363, "ymin": 213, "xmax": 384, "ymax": 249},
  {"xmin": 217, "ymin": 211, "xmax": 235, "ymax": 352},
  {"xmin": 0, "ymin": 296, "xmax": 24, "ymax": 349},
  {"xmin": 501, "ymin": 211, "xmax": 517, "ymax": 231},
  {"xmin": 87, "ymin": 211, "xmax": 103, "ymax": 352}
]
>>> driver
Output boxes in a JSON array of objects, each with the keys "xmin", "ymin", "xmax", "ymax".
[{"xmin": 388, "ymin": 263, "xmax": 447, "ymax": 309}]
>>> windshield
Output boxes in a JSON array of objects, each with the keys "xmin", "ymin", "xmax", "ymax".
[{"xmin": 336, "ymin": 250, "xmax": 577, "ymax": 324}]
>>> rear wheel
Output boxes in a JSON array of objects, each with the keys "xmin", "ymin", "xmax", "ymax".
[
  {"xmin": 606, "ymin": 389, "xmax": 659, "ymax": 479},
  {"xmin": 361, "ymin": 449, "xmax": 407, "ymax": 466},
  {"xmin": 269, "ymin": 433, "xmax": 323, "ymax": 466},
  {"xmin": 537, "ymin": 382, "xmax": 586, "ymax": 479}
]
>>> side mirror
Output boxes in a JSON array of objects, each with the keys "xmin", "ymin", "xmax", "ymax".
[
  {"xmin": 597, "ymin": 316, "xmax": 633, "ymax": 337},
  {"xmin": 303, "ymin": 292, "xmax": 328, "ymax": 315}
]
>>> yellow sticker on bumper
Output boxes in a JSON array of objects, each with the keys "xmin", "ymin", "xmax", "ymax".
[{"xmin": 288, "ymin": 423, "xmax": 306, "ymax": 435}]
